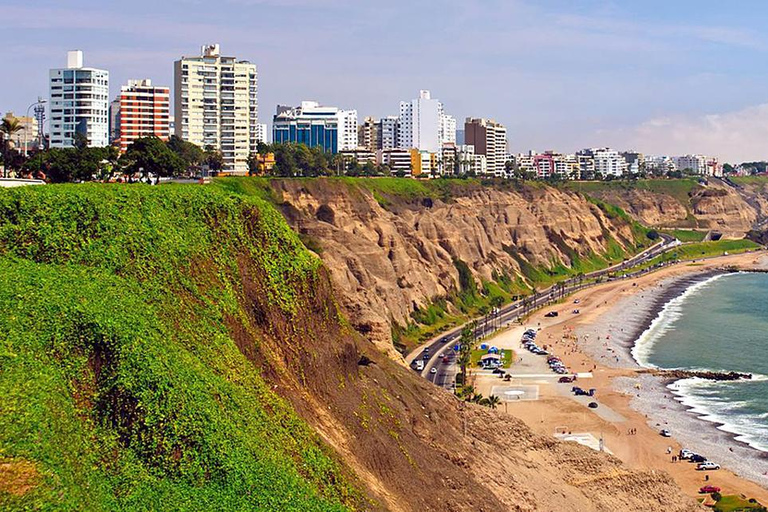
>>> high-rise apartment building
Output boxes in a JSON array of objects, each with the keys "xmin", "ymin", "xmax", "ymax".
[
  {"xmin": 111, "ymin": 79, "xmax": 170, "ymax": 153},
  {"xmin": 358, "ymin": 116, "xmax": 378, "ymax": 152},
  {"xmin": 174, "ymin": 44, "xmax": 258, "ymax": 175},
  {"xmin": 255, "ymin": 123, "xmax": 268, "ymax": 144},
  {"xmin": 464, "ymin": 118, "xmax": 508, "ymax": 177},
  {"xmin": 272, "ymin": 101, "xmax": 358, "ymax": 153},
  {"xmin": 378, "ymin": 116, "xmax": 399, "ymax": 150},
  {"xmin": 49, "ymin": 50, "xmax": 109, "ymax": 148},
  {"xmin": 398, "ymin": 90, "xmax": 454, "ymax": 153}
]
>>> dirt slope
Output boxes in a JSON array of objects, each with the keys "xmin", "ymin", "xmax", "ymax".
[{"xmin": 234, "ymin": 243, "xmax": 701, "ymax": 512}]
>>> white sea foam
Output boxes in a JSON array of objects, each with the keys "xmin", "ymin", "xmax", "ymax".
[
  {"xmin": 669, "ymin": 378, "xmax": 768, "ymax": 453},
  {"xmin": 631, "ymin": 274, "xmax": 728, "ymax": 368}
]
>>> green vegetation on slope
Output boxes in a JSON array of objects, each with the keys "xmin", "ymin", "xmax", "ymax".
[
  {"xmin": 0, "ymin": 184, "xmax": 362, "ymax": 511},
  {"xmin": 564, "ymin": 178, "xmax": 701, "ymax": 207},
  {"xmin": 648, "ymin": 239, "xmax": 760, "ymax": 267},
  {"xmin": 661, "ymin": 229, "xmax": 708, "ymax": 242}
]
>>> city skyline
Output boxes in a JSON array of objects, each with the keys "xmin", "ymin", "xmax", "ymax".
[{"xmin": 4, "ymin": 0, "xmax": 768, "ymax": 162}]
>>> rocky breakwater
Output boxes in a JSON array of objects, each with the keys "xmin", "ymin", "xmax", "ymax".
[
  {"xmin": 645, "ymin": 369, "xmax": 753, "ymax": 382},
  {"xmin": 272, "ymin": 179, "xmax": 645, "ymax": 354}
]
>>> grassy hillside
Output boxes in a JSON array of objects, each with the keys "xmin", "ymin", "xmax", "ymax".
[{"xmin": 0, "ymin": 184, "xmax": 363, "ymax": 510}]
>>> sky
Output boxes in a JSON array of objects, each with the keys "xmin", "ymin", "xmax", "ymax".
[{"xmin": 2, "ymin": 0, "xmax": 768, "ymax": 163}]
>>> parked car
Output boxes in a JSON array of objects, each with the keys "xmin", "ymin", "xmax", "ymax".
[
  {"xmin": 697, "ymin": 462, "xmax": 720, "ymax": 471},
  {"xmin": 558, "ymin": 376, "xmax": 575, "ymax": 383},
  {"xmin": 660, "ymin": 429, "xmax": 671, "ymax": 437},
  {"xmin": 544, "ymin": 311, "xmax": 559, "ymax": 318},
  {"xmin": 429, "ymin": 367, "xmax": 437, "ymax": 375},
  {"xmin": 699, "ymin": 486, "xmax": 721, "ymax": 494},
  {"xmin": 679, "ymin": 449, "xmax": 694, "ymax": 460},
  {"xmin": 690, "ymin": 454, "xmax": 707, "ymax": 463},
  {"xmin": 573, "ymin": 299, "xmax": 581, "ymax": 304},
  {"xmin": 588, "ymin": 402, "xmax": 598, "ymax": 409}
]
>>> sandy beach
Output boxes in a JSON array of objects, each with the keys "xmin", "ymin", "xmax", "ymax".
[{"xmin": 470, "ymin": 250, "xmax": 768, "ymax": 503}]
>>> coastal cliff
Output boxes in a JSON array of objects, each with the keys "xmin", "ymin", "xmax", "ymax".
[
  {"xmin": 0, "ymin": 183, "xmax": 700, "ymax": 511},
  {"xmin": 566, "ymin": 179, "xmax": 763, "ymax": 235},
  {"xmin": 267, "ymin": 178, "xmax": 649, "ymax": 352}
]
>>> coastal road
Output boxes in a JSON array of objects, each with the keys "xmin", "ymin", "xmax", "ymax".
[{"xmin": 408, "ymin": 234, "xmax": 679, "ymax": 388}]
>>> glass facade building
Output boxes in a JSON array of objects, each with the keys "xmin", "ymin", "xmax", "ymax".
[
  {"xmin": 272, "ymin": 101, "xmax": 357, "ymax": 154},
  {"xmin": 273, "ymin": 122, "xmax": 338, "ymax": 153}
]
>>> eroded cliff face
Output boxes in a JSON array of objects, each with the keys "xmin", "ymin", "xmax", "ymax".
[
  {"xmin": 583, "ymin": 180, "xmax": 760, "ymax": 235},
  {"xmin": 271, "ymin": 180, "xmax": 643, "ymax": 351},
  {"xmin": 586, "ymin": 189, "xmax": 689, "ymax": 227}
]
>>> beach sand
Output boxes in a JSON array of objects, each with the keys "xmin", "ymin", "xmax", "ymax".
[{"xmin": 471, "ymin": 250, "xmax": 768, "ymax": 503}]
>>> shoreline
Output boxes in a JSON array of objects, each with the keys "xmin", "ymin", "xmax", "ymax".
[
  {"xmin": 474, "ymin": 251, "xmax": 768, "ymax": 503},
  {"xmin": 580, "ymin": 267, "xmax": 768, "ymax": 488}
]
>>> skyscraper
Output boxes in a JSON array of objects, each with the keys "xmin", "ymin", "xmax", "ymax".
[
  {"xmin": 174, "ymin": 44, "xmax": 258, "ymax": 175},
  {"xmin": 49, "ymin": 50, "xmax": 109, "ymax": 148},
  {"xmin": 398, "ymin": 90, "xmax": 455, "ymax": 153},
  {"xmin": 111, "ymin": 79, "xmax": 170, "ymax": 154}
]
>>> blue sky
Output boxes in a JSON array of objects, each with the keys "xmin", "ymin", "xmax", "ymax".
[{"xmin": 3, "ymin": 0, "xmax": 768, "ymax": 162}]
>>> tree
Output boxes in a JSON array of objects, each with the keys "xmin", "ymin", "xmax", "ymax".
[
  {"xmin": 203, "ymin": 146, "xmax": 224, "ymax": 173},
  {"xmin": 487, "ymin": 395, "xmax": 500, "ymax": 409},
  {"xmin": 458, "ymin": 324, "xmax": 476, "ymax": 388},
  {"xmin": 168, "ymin": 135, "xmax": 205, "ymax": 168},
  {"xmin": 490, "ymin": 295, "xmax": 505, "ymax": 330},
  {"xmin": 122, "ymin": 136, "xmax": 186, "ymax": 181},
  {"xmin": 1, "ymin": 117, "xmax": 24, "ymax": 177}
]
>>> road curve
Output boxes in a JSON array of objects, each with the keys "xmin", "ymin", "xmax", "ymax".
[{"xmin": 408, "ymin": 234, "xmax": 678, "ymax": 387}]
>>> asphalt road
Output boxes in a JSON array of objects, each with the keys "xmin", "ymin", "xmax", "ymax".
[{"xmin": 408, "ymin": 234, "xmax": 679, "ymax": 388}]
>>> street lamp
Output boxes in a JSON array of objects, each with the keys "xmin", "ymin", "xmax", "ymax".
[{"xmin": 24, "ymin": 97, "xmax": 46, "ymax": 157}]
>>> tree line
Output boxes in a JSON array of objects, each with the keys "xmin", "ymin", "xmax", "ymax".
[{"xmin": 1, "ymin": 134, "xmax": 224, "ymax": 183}]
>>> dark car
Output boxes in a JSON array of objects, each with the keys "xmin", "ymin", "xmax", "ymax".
[
  {"xmin": 588, "ymin": 402, "xmax": 598, "ymax": 409},
  {"xmin": 558, "ymin": 376, "xmax": 575, "ymax": 383},
  {"xmin": 544, "ymin": 311, "xmax": 559, "ymax": 318},
  {"xmin": 690, "ymin": 454, "xmax": 707, "ymax": 463}
]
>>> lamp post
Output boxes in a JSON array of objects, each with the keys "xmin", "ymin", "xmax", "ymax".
[{"xmin": 24, "ymin": 97, "xmax": 46, "ymax": 157}]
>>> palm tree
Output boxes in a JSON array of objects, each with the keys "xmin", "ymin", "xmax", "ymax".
[
  {"xmin": 1, "ymin": 117, "xmax": 23, "ymax": 178},
  {"xmin": 487, "ymin": 395, "xmax": 501, "ymax": 410}
]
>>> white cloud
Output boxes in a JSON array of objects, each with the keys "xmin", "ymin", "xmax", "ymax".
[{"xmin": 603, "ymin": 104, "xmax": 768, "ymax": 163}]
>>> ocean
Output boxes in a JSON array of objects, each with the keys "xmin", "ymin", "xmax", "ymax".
[{"xmin": 632, "ymin": 272, "xmax": 768, "ymax": 453}]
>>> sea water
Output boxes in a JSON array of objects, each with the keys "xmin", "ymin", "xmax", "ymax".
[{"xmin": 632, "ymin": 272, "xmax": 768, "ymax": 452}]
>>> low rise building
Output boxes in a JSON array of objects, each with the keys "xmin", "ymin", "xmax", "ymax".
[
  {"xmin": 273, "ymin": 101, "xmax": 357, "ymax": 153},
  {"xmin": 2, "ymin": 112, "xmax": 38, "ymax": 153},
  {"xmin": 378, "ymin": 149, "xmax": 412, "ymax": 175}
]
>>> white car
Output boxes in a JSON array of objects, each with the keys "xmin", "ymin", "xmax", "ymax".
[
  {"xmin": 697, "ymin": 462, "xmax": 720, "ymax": 471},
  {"xmin": 429, "ymin": 367, "xmax": 437, "ymax": 374}
]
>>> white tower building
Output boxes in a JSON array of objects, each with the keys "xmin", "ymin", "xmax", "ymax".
[
  {"xmin": 49, "ymin": 50, "xmax": 109, "ymax": 148},
  {"xmin": 174, "ymin": 44, "xmax": 259, "ymax": 175}
]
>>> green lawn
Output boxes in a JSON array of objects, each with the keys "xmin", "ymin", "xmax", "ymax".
[
  {"xmin": 714, "ymin": 494, "xmax": 766, "ymax": 512},
  {"xmin": 661, "ymin": 229, "xmax": 708, "ymax": 242},
  {"xmin": 670, "ymin": 239, "xmax": 760, "ymax": 260},
  {"xmin": 471, "ymin": 348, "xmax": 514, "ymax": 369}
]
